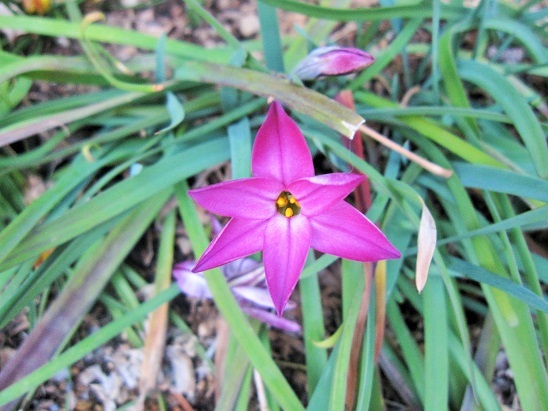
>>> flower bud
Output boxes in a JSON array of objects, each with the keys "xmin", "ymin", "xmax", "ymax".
[{"xmin": 292, "ymin": 46, "xmax": 374, "ymax": 81}]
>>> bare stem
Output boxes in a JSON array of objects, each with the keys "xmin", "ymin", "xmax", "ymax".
[{"xmin": 359, "ymin": 124, "xmax": 453, "ymax": 178}]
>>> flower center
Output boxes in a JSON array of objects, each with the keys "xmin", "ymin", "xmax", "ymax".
[{"xmin": 275, "ymin": 191, "xmax": 301, "ymax": 218}]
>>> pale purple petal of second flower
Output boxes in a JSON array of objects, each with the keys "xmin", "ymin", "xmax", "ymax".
[
  {"xmin": 173, "ymin": 263, "xmax": 212, "ymax": 299},
  {"xmin": 232, "ymin": 286, "xmax": 298, "ymax": 311},
  {"xmin": 188, "ymin": 178, "xmax": 282, "ymax": 219},
  {"xmin": 309, "ymin": 202, "xmax": 401, "ymax": 261},
  {"xmin": 193, "ymin": 218, "xmax": 268, "ymax": 272},
  {"xmin": 232, "ymin": 286, "xmax": 276, "ymax": 309},
  {"xmin": 243, "ymin": 307, "xmax": 302, "ymax": 333},
  {"xmin": 224, "ymin": 258, "xmax": 262, "ymax": 283},
  {"xmin": 263, "ymin": 214, "xmax": 311, "ymax": 316},
  {"xmin": 288, "ymin": 173, "xmax": 364, "ymax": 216},
  {"xmin": 252, "ymin": 102, "xmax": 314, "ymax": 185}
]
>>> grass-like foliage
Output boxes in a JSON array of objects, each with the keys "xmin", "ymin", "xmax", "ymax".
[{"xmin": 0, "ymin": 0, "xmax": 547, "ymax": 409}]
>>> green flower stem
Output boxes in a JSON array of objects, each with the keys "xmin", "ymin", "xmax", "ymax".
[
  {"xmin": 423, "ymin": 276, "xmax": 448, "ymax": 410},
  {"xmin": 299, "ymin": 252, "xmax": 327, "ymax": 394},
  {"xmin": 329, "ymin": 283, "xmax": 364, "ymax": 411}
]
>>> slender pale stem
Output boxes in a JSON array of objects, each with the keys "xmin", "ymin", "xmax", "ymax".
[{"xmin": 359, "ymin": 124, "xmax": 453, "ymax": 178}]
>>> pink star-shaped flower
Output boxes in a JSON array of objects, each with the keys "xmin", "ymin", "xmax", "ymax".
[{"xmin": 189, "ymin": 101, "xmax": 400, "ymax": 315}]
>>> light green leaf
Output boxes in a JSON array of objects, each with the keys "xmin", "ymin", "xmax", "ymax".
[
  {"xmin": 454, "ymin": 162, "xmax": 548, "ymax": 202},
  {"xmin": 450, "ymin": 257, "xmax": 548, "ymax": 313},
  {"xmin": 457, "ymin": 60, "xmax": 548, "ymax": 178}
]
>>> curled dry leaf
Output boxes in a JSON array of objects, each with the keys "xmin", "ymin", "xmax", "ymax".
[{"xmin": 416, "ymin": 201, "xmax": 437, "ymax": 292}]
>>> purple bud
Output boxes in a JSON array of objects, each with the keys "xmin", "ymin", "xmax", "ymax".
[{"xmin": 293, "ymin": 46, "xmax": 374, "ymax": 81}]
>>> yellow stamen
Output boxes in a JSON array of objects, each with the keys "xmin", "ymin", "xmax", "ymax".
[
  {"xmin": 275, "ymin": 191, "xmax": 301, "ymax": 218},
  {"xmin": 276, "ymin": 196, "xmax": 288, "ymax": 207}
]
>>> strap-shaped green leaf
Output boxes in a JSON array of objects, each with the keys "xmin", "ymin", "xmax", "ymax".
[
  {"xmin": 450, "ymin": 257, "xmax": 548, "ymax": 312},
  {"xmin": 457, "ymin": 60, "xmax": 548, "ymax": 179}
]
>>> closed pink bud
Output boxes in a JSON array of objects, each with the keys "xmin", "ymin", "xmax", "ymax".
[{"xmin": 293, "ymin": 46, "xmax": 374, "ymax": 80}]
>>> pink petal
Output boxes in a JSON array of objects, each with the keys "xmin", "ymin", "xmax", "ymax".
[
  {"xmin": 189, "ymin": 178, "xmax": 282, "ymax": 219},
  {"xmin": 252, "ymin": 102, "xmax": 314, "ymax": 185},
  {"xmin": 243, "ymin": 307, "xmax": 302, "ymax": 333},
  {"xmin": 193, "ymin": 218, "xmax": 268, "ymax": 272},
  {"xmin": 173, "ymin": 263, "xmax": 212, "ymax": 299},
  {"xmin": 288, "ymin": 173, "xmax": 364, "ymax": 216},
  {"xmin": 309, "ymin": 202, "xmax": 401, "ymax": 261},
  {"xmin": 263, "ymin": 214, "xmax": 311, "ymax": 315}
]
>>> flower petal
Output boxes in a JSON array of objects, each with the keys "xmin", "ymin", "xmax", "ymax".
[
  {"xmin": 252, "ymin": 102, "xmax": 314, "ymax": 185},
  {"xmin": 233, "ymin": 286, "xmax": 276, "ymax": 309},
  {"xmin": 233, "ymin": 285, "xmax": 297, "ymax": 311},
  {"xmin": 193, "ymin": 218, "xmax": 268, "ymax": 272},
  {"xmin": 189, "ymin": 178, "xmax": 282, "ymax": 219},
  {"xmin": 224, "ymin": 258, "xmax": 262, "ymax": 283},
  {"xmin": 263, "ymin": 214, "xmax": 311, "ymax": 315},
  {"xmin": 288, "ymin": 173, "xmax": 364, "ymax": 216},
  {"xmin": 242, "ymin": 307, "xmax": 302, "ymax": 333},
  {"xmin": 173, "ymin": 262, "xmax": 212, "ymax": 299},
  {"xmin": 310, "ymin": 202, "xmax": 401, "ymax": 261}
]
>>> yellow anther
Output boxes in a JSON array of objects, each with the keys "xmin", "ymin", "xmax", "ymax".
[
  {"xmin": 276, "ymin": 196, "xmax": 288, "ymax": 207},
  {"xmin": 275, "ymin": 191, "xmax": 301, "ymax": 218}
]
